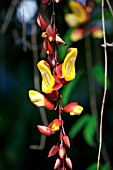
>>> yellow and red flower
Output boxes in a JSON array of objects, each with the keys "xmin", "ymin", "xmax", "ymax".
[
  {"xmin": 56, "ymin": 48, "xmax": 78, "ymax": 82},
  {"xmin": 37, "ymin": 60, "xmax": 55, "ymax": 93},
  {"xmin": 90, "ymin": 27, "xmax": 103, "ymax": 39},
  {"xmin": 65, "ymin": 1, "xmax": 103, "ymax": 42},
  {"xmin": 64, "ymin": 102, "xmax": 83, "ymax": 115},
  {"xmin": 65, "ymin": 1, "xmax": 89, "ymax": 27},
  {"xmin": 37, "ymin": 119, "xmax": 63, "ymax": 136},
  {"xmin": 28, "ymin": 90, "xmax": 54, "ymax": 110},
  {"xmin": 37, "ymin": 48, "xmax": 77, "ymax": 96},
  {"xmin": 37, "ymin": 60, "xmax": 62, "ymax": 95},
  {"xmin": 62, "ymin": 48, "xmax": 77, "ymax": 81},
  {"xmin": 70, "ymin": 28, "xmax": 85, "ymax": 42}
]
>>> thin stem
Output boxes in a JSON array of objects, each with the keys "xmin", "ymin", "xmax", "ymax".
[
  {"xmin": 106, "ymin": 0, "xmax": 113, "ymax": 16},
  {"xmin": 85, "ymin": 36, "xmax": 98, "ymax": 117},
  {"xmin": 0, "ymin": 0, "xmax": 19, "ymax": 34},
  {"xmin": 29, "ymin": 24, "xmax": 48, "ymax": 150},
  {"xmin": 22, "ymin": 0, "xmax": 27, "ymax": 52},
  {"xmin": 97, "ymin": 0, "xmax": 108, "ymax": 169},
  {"xmin": 52, "ymin": 1, "xmax": 55, "ymax": 16},
  {"xmin": 85, "ymin": 35, "xmax": 112, "ymax": 169}
]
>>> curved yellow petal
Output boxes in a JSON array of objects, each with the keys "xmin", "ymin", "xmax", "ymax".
[
  {"xmin": 29, "ymin": 90, "xmax": 44, "ymax": 107},
  {"xmin": 52, "ymin": 123, "xmax": 60, "ymax": 132},
  {"xmin": 62, "ymin": 48, "xmax": 78, "ymax": 81},
  {"xmin": 70, "ymin": 105, "xmax": 83, "ymax": 115},
  {"xmin": 65, "ymin": 13, "xmax": 78, "ymax": 27},
  {"xmin": 69, "ymin": 1, "xmax": 89, "ymax": 24},
  {"xmin": 37, "ymin": 60, "xmax": 55, "ymax": 93}
]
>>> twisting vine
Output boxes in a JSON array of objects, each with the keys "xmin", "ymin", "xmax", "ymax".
[
  {"xmin": 97, "ymin": 0, "xmax": 108, "ymax": 169},
  {"xmin": 28, "ymin": 0, "xmax": 83, "ymax": 169}
]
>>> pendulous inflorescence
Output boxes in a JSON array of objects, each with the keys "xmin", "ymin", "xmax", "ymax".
[{"xmin": 28, "ymin": 0, "xmax": 83, "ymax": 169}]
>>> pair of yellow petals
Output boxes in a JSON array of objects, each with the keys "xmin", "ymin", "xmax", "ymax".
[
  {"xmin": 65, "ymin": 1, "xmax": 90, "ymax": 27},
  {"xmin": 38, "ymin": 48, "xmax": 78, "ymax": 94}
]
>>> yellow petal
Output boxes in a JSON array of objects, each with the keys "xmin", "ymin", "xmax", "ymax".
[
  {"xmin": 37, "ymin": 60, "xmax": 55, "ymax": 93},
  {"xmin": 62, "ymin": 48, "xmax": 77, "ymax": 81},
  {"xmin": 65, "ymin": 13, "xmax": 78, "ymax": 27},
  {"xmin": 69, "ymin": 1, "xmax": 89, "ymax": 24},
  {"xmin": 52, "ymin": 123, "xmax": 60, "ymax": 132},
  {"xmin": 70, "ymin": 105, "xmax": 83, "ymax": 115},
  {"xmin": 29, "ymin": 90, "xmax": 44, "ymax": 107}
]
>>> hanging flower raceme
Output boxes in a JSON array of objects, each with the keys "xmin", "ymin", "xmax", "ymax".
[{"xmin": 28, "ymin": 1, "xmax": 84, "ymax": 170}]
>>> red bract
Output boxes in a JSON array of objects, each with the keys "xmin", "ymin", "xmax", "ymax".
[
  {"xmin": 53, "ymin": 75, "xmax": 63, "ymax": 90},
  {"xmin": 44, "ymin": 97, "xmax": 55, "ymax": 110},
  {"xmin": 54, "ymin": 0, "xmax": 61, "ymax": 3},
  {"xmin": 47, "ymin": 55, "xmax": 56, "ymax": 68},
  {"xmin": 42, "ymin": 0, "xmax": 50, "ymax": 4},
  {"xmin": 59, "ymin": 131, "xmax": 63, "ymax": 140},
  {"xmin": 48, "ymin": 145, "xmax": 59, "ymax": 157},
  {"xmin": 54, "ymin": 158, "xmax": 61, "ymax": 169},
  {"xmin": 48, "ymin": 90, "xmax": 59, "ymax": 100},
  {"xmin": 59, "ymin": 148, "xmax": 66, "ymax": 159},
  {"xmin": 37, "ymin": 14, "xmax": 47, "ymax": 30},
  {"xmin": 65, "ymin": 157, "xmax": 72, "ymax": 169},
  {"xmin": 43, "ymin": 39, "xmax": 54, "ymax": 55},
  {"xmin": 46, "ymin": 24, "xmax": 56, "ymax": 42},
  {"xmin": 63, "ymin": 135, "xmax": 70, "ymax": 148},
  {"xmin": 56, "ymin": 64, "xmax": 63, "ymax": 78},
  {"xmin": 64, "ymin": 102, "xmax": 78, "ymax": 113},
  {"xmin": 37, "ymin": 125, "xmax": 52, "ymax": 136}
]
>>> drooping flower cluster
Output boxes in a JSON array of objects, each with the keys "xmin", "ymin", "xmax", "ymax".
[
  {"xmin": 29, "ymin": 0, "xmax": 83, "ymax": 169},
  {"xmin": 65, "ymin": 0, "xmax": 103, "ymax": 42}
]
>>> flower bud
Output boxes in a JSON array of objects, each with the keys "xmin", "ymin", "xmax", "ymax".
[{"xmin": 54, "ymin": 158, "xmax": 61, "ymax": 169}]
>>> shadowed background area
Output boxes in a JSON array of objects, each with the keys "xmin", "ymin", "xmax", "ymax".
[{"xmin": 0, "ymin": 0, "xmax": 113, "ymax": 170}]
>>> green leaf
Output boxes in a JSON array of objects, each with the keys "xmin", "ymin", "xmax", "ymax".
[
  {"xmin": 87, "ymin": 163, "xmax": 97, "ymax": 170},
  {"xmin": 87, "ymin": 163, "xmax": 109, "ymax": 170},
  {"xmin": 93, "ymin": 65, "xmax": 110, "ymax": 89},
  {"xmin": 69, "ymin": 114, "xmax": 91, "ymax": 140},
  {"xmin": 95, "ymin": 0, "xmax": 102, "ymax": 5},
  {"xmin": 62, "ymin": 70, "xmax": 83, "ymax": 105},
  {"xmin": 58, "ymin": 27, "xmax": 76, "ymax": 60},
  {"xmin": 101, "ymin": 164, "xmax": 109, "ymax": 170},
  {"xmin": 83, "ymin": 115, "xmax": 97, "ymax": 147}
]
